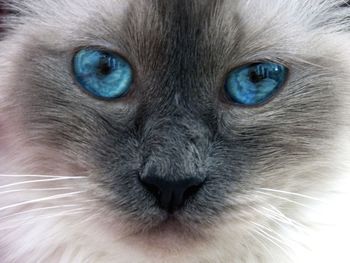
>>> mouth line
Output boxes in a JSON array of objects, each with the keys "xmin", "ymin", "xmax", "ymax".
[
  {"xmin": 140, "ymin": 214, "xmax": 208, "ymax": 241},
  {"xmin": 148, "ymin": 215, "xmax": 184, "ymax": 232},
  {"xmin": 119, "ymin": 215, "xmax": 209, "ymax": 253}
]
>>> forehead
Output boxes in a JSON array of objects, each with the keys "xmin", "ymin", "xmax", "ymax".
[
  {"xmin": 26, "ymin": 0, "xmax": 322, "ymax": 65},
  {"xmin": 121, "ymin": 0, "xmax": 235, "ymax": 71},
  {"xmin": 92, "ymin": 0, "xmax": 310, "ymax": 81}
]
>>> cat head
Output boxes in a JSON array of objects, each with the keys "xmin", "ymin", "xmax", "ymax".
[{"xmin": 1, "ymin": 0, "xmax": 350, "ymax": 258}]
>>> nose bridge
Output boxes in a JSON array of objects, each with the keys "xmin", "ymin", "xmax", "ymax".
[{"xmin": 141, "ymin": 106, "xmax": 209, "ymax": 178}]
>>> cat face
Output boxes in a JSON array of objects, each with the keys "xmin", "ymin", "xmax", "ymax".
[{"xmin": 1, "ymin": 0, "xmax": 350, "ymax": 262}]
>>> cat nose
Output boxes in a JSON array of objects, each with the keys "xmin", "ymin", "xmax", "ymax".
[{"xmin": 139, "ymin": 174, "xmax": 205, "ymax": 212}]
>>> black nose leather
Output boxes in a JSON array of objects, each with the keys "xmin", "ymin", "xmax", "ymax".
[{"xmin": 139, "ymin": 175, "xmax": 205, "ymax": 212}]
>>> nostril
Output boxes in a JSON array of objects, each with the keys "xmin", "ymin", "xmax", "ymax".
[
  {"xmin": 138, "ymin": 175, "xmax": 161, "ymax": 198},
  {"xmin": 138, "ymin": 174, "xmax": 206, "ymax": 212},
  {"xmin": 182, "ymin": 181, "xmax": 204, "ymax": 203}
]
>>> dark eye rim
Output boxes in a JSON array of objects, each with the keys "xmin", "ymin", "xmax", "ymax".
[
  {"xmin": 220, "ymin": 60, "xmax": 290, "ymax": 108},
  {"xmin": 70, "ymin": 45, "xmax": 137, "ymax": 102}
]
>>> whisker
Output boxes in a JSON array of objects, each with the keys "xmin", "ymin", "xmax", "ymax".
[
  {"xmin": 235, "ymin": 216, "xmax": 294, "ymax": 261},
  {"xmin": 76, "ymin": 212, "xmax": 100, "ymax": 226},
  {"xmin": 0, "ymin": 204, "xmax": 81, "ymax": 221},
  {"xmin": 258, "ymin": 231, "xmax": 295, "ymax": 259},
  {"xmin": 0, "ymin": 191, "xmax": 86, "ymax": 212},
  {"xmin": 250, "ymin": 196, "xmax": 309, "ymax": 236},
  {"xmin": 252, "ymin": 222, "xmax": 290, "ymax": 244},
  {"xmin": 0, "ymin": 178, "xmax": 86, "ymax": 190},
  {"xmin": 261, "ymin": 205, "xmax": 307, "ymax": 231},
  {"xmin": 249, "ymin": 233, "xmax": 274, "ymax": 259},
  {"xmin": 0, "ymin": 174, "xmax": 87, "ymax": 179},
  {"xmin": 252, "ymin": 228, "xmax": 293, "ymax": 261},
  {"xmin": 69, "ymin": 200, "xmax": 101, "ymax": 226},
  {"xmin": 264, "ymin": 210, "xmax": 304, "ymax": 232},
  {"xmin": 250, "ymin": 205, "xmax": 294, "ymax": 227},
  {"xmin": 251, "ymin": 201, "xmax": 298, "ymax": 227},
  {"xmin": 255, "ymin": 191, "xmax": 312, "ymax": 209},
  {"xmin": 0, "ymin": 208, "xmax": 88, "ymax": 232},
  {"xmin": 70, "ymin": 198, "xmax": 96, "ymax": 205},
  {"xmin": 259, "ymin": 188, "xmax": 327, "ymax": 203},
  {"xmin": 42, "ymin": 208, "xmax": 89, "ymax": 219},
  {"xmin": 0, "ymin": 187, "xmax": 75, "ymax": 196}
]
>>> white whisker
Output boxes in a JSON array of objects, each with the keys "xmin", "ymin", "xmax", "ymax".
[
  {"xmin": 0, "ymin": 208, "xmax": 88, "ymax": 232},
  {"xmin": 68, "ymin": 199, "xmax": 96, "ymax": 205},
  {"xmin": 0, "ymin": 204, "xmax": 81, "ymax": 221},
  {"xmin": 42, "ymin": 208, "xmax": 88, "ymax": 219},
  {"xmin": 252, "ymin": 222, "xmax": 290, "ymax": 243},
  {"xmin": 249, "ymin": 233, "xmax": 274, "ymax": 259},
  {"xmin": 76, "ymin": 212, "xmax": 99, "ymax": 225},
  {"xmin": 251, "ymin": 228, "xmax": 292, "ymax": 257},
  {"xmin": 0, "ymin": 191, "xmax": 86, "ymax": 212},
  {"xmin": 255, "ymin": 191, "xmax": 312, "ymax": 209},
  {"xmin": 250, "ymin": 205, "xmax": 295, "ymax": 227},
  {"xmin": 0, "ymin": 174, "xmax": 87, "ymax": 179},
  {"xmin": 261, "ymin": 205, "xmax": 307, "ymax": 231},
  {"xmin": 0, "ymin": 178, "xmax": 86, "ymax": 190},
  {"xmin": 0, "ymin": 187, "xmax": 75, "ymax": 195},
  {"xmin": 259, "ymin": 188, "xmax": 327, "ymax": 203},
  {"xmin": 252, "ymin": 202, "xmax": 297, "ymax": 226}
]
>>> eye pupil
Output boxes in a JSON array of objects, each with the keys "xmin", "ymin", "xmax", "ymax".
[
  {"xmin": 249, "ymin": 71, "xmax": 264, "ymax": 83},
  {"xmin": 98, "ymin": 57, "xmax": 113, "ymax": 76}
]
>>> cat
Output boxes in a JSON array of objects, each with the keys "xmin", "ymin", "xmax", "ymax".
[{"xmin": 0, "ymin": 0, "xmax": 350, "ymax": 262}]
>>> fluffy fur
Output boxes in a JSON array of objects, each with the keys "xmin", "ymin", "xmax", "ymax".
[{"xmin": 1, "ymin": 0, "xmax": 350, "ymax": 262}]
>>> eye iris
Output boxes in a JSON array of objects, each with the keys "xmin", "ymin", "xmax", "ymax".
[
  {"xmin": 73, "ymin": 49, "xmax": 133, "ymax": 99},
  {"xmin": 225, "ymin": 62, "xmax": 288, "ymax": 106}
]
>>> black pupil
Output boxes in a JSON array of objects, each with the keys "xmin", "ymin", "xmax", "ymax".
[
  {"xmin": 249, "ymin": 71, "xmax": 265, "ymax": 83},
  {"xmin": 98, "ymin": 56, "xmax": 113, "ymax": 75}
]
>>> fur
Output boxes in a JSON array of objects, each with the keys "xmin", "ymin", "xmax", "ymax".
[{"xmin": 1, "ymin": 0, "xmax": 350, "ymax": 262}]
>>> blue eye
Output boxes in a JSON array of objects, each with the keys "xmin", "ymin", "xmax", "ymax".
[
  {"xmin": 73, "ymin": 48, "xmax": 133, "ymax": 100},
  {"xmin": 225, "ymin": 62, "xmax": 288, "ymax": 106}
]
